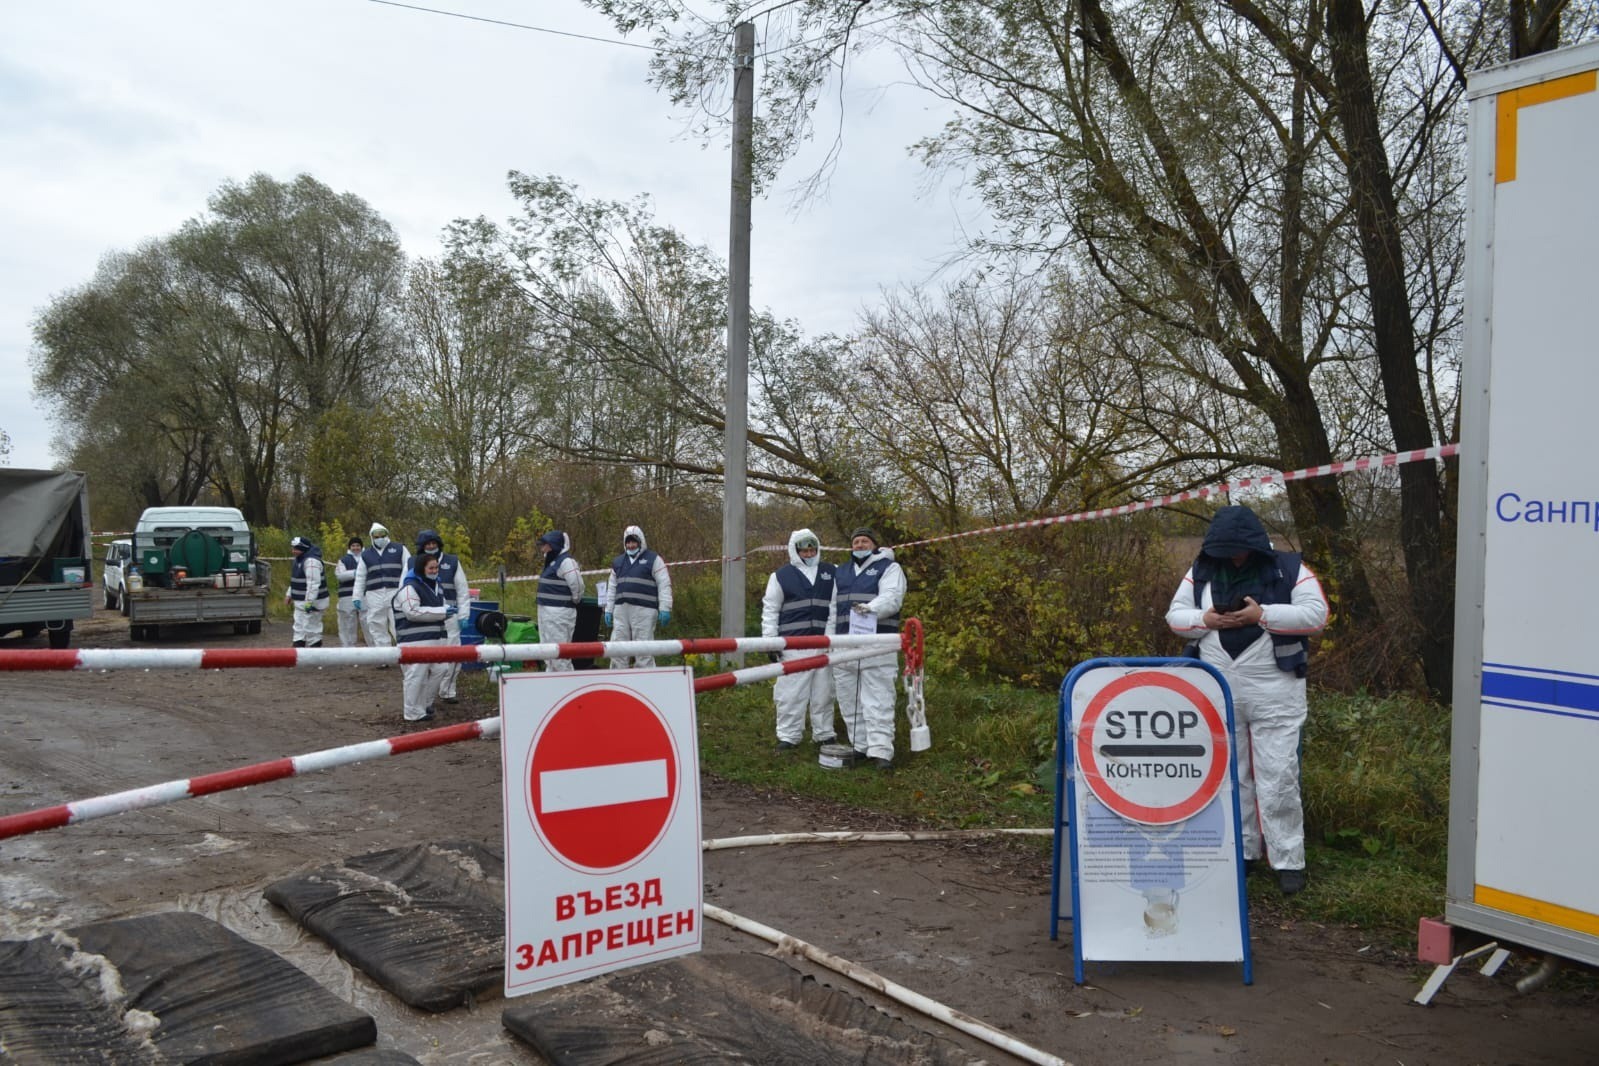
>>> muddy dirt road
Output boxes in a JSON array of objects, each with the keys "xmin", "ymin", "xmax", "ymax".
[{"xmin": 2, "ymin": 609, "xmax": 1596, "ymax": 1064}]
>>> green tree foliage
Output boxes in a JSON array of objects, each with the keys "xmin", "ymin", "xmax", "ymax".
[
  {"xmin": 907, "ymin": 520, "xmax": 1175, "ymax": 685},
  {"xmin": 577, "ymin": 0, "xmax": 1599, "ymax": 697},
  {"xmin": 404, "ymin": 234, "xmax": 547, "ymax": 521},
  {"xmin": 169, "ymin": 173, "xmax": 407, "ymax": 522}
]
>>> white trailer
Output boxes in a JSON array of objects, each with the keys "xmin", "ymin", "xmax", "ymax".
[{"xmin": 1450, "ymin": 39, "xmax": 1599, "ymax": 966}]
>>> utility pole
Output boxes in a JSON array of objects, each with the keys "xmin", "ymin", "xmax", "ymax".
[{"xmin": 720, "ymin": 21, "xmax": 754, "ymax": 656}]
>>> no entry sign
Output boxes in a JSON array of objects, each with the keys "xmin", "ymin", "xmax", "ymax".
[
  {"xmin": 528, "ymin": 686, "xmax": 679, "ymax": 871},
  {"xmin": 501, "ymin": 669, "xmax": 702, "ymax": 996},
  {"xmin": 1074, "ymin": 670, "xmax": 1228, "ymax": 826}
]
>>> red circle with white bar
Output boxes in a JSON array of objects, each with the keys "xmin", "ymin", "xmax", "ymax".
[
  {"xmin": 1075, "ymin": 671, "xmax": 1227, "ymax": 825},
  {"xmin": 526, "ymin": 685, "xmax": 680, "ymax": 872}
]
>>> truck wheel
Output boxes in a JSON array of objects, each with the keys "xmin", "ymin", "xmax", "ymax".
[
  {"xmin": 120, "ymin": 593, "xmax": 130, "ymax": 617},
  {"xmin": 248, "ymin": 620, "xmax": 262, "ymax": 635},
  {"xmin": 104, "ymin": 585, "xmax": 117, "ymax": 611},
  {"xmin": 233, "ymin": 622, "xmax": 249, "ymax": 636},
  {"xmin": 47, "ymin": 625, "xmax": 72, "ymax": 650}
]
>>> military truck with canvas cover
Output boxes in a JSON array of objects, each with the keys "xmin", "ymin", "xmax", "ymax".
[
  {"xmin": 0, "ymin": 468, "xmax": 93, "ymax": 649},
  {"xmin": 126, "ymin": 506, "xmax": 268, "ymax": 639}
]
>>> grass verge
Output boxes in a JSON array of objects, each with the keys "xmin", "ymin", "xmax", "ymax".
[{"xmin": 694, "ymin": 675, "xmax": 1450, "ymax": 938}]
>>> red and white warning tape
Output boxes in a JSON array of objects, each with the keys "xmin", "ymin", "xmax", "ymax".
[
  {"xmin": 0, "ymin": 645, "xmax": 897, "ymax": 841},
  {"xmin": 0, "ymin": 633, "xmax": 905, "ymax": 673},
  {"xmin": 485, "ymin": 441, "xmax": 1459, "ymax": 578},
  {"xmin": 892, "ymin": 443, "xmax": 1459, "ymax": 549}
]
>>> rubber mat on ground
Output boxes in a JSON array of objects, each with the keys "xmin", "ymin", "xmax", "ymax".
[
  {"xmin": 0, "ymin": 910, "xmax": 375, "ymax": 1064},
  {"xmin": 264, "ymin": 839, "xmax": 504, "ymax": 1013},
  {"xmin": 501, "ymin": 950, "xmax": 976, "ymax": 1064}
]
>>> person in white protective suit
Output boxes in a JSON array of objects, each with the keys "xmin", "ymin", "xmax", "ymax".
[
  {"xmin": 332, "ymin": 536, "xmax": 366, "ymax": 647},
  {"xmin": 1165, "ymin": 504, "xmax": 1328, "ymax": 896},
  {"xmin": 415, "ymin": 529, "xmax": 473, "ymax": 701},
  {"xmin": 761, "ymin": 528, "xmax": 838, "ymax": 751},
  {"xmin": 831, "ymin": 527, "xmax": 906, "ymax": 771},
  {"xmin": 352, "ymin": 522, "xmax": 410, "ymax": 660},
  {"xmin": 392, "ymin": 552, "xmax": 457, "ymax": 722},
  {"xmin": 536, "ymin": 530, "xmax": 584, "ymax": 672},
  {"xmin": 602, "ymin": 525, "xmax": 673, "ymax": 668},
  {"xmin": 285, "ymin": 536, "xmax": 328, "ymax": 648}
]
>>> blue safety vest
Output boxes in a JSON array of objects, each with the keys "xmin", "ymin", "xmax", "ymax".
[
  {"xmin": 776, "ymin": 563, "xmax": 835, "ymax": 635},
  {"xmin": 289, "ymin": 553, "xmax": 328, "ymax": 605},
  {"xmin": 833, "ymin": 557, "xmax": 900, "ymax": 634},
  {"xmin": 1189, "ymin": 550, "xmax": 1309, "ymax": 676},
  {"xmin": 361, "ymin": 543, "xmax": 406, "ymax": 593},
  {"xmin": 538, "ymin": 552, "xmax": 578, "ymax": 610},
  {"xmin": 436, "ymin": 552, "xmax": 464, "ymax": 604},
  {"xmin": 610, "ymin": 550, "xmax": 661, "ymax": 609},
  {"xmin": 394, "ymin": 574, "xmax": 448, "ymax": 643},
  {"xmin": 336, "ymin": 553, "xmax": 359, "ymax": 596}
]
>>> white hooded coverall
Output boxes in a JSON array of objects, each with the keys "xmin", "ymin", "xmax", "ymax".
[
  {"xmin": 434, "ymin": 550, "xmax": 473, "ymax": 699},
  {"xmin": 333, "ymin": 550, "xmax": 365, "ymax": 647},
  {"xmin": 537, "ymin": 533, "xmax": 584, "ymax": 672},
  {"xmin": 603, "ymin": 524, "xmax": 673, "ymax": 668},
  {"xmin": 760, "ymin": 528, "xmax": 837, "ymax": 745},
  {"xmin": 393, "ymin": 574, "xmax": 450, "ymax": 722},
  {"xmin": 832, "ymin": 547, "xmax": 906, "ymax": 761},
  {"xmin": 353, "ymin": 524, "xmax": 410, "ymax": 649},
  {"xmin": 1165, "ymin": 563, "xmax": 1328, "ymax": 871}
]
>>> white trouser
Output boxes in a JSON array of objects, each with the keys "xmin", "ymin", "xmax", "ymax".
[
  {"xmin": 291, "ymin": 604, "xmax": 324, "ymax": 646},
  {"xmin": 336, "ymin": 600, "xmax": 362, "ymax": 647},
  {"xmin": 1201, "ymin": 638, "xmax": 1309, "ymax": 870},
  {"xmin": 440, "ymin": 615, "xmax": 462, "ymax": 698},
  {"xmin": 833, "ymin": 652, "xmax": 899, "ymax": 760},
  {"xmin": 400, "ymin": 639, "xmax": 450, "ymax": 721},
  {"xmin": 774, "ymin": 648, "xmax": 835, "ymax": 744},
  {"xmin": 361, "ymin": 590, "xmax": 397, "ymax": 647},
  {"xmin": 538, "ymin": 605, "xmax": 576, "ymax": 671},
  {"xmin": 609, "ymin": 603, "xmax": 657, "ymax": 668}
]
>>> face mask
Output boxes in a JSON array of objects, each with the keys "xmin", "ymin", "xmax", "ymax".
[
  {"xmin": 373, "ymin": 536, "xmax": 389, "ymax": 549},
  {"xmin": 852, "ymin": 549, "xmax": 872, "ymax": 561},
  {"xmin": 626, "ymin": 547, "xmax": 640, "ymax": 559}
]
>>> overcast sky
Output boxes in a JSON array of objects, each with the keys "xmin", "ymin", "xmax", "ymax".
[{"xmin": 0, "ymin": 0, "xmax": 981, "ymax": 471}]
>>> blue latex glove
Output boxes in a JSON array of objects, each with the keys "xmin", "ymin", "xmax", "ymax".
[
  {"xmin": 603, "ymin": 612, "xmax": 613, "ymax": 627},
  {"xmin": 445, "ymin": 604, "xmax": 458, "ymax": 617},
  {"xmin": 658, "ymin": 610, "xmax": 671, "ymax": 626},
  {"xmin": 353, "ymin": 598, "xmax": 363, "ymax": 611}
]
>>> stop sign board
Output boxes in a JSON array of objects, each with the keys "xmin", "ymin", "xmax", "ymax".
[
  {"xmin": 1052, "ymin": 659, "xmax": 1250, "ymax": 983},
  {"xmin": 1074, "ymin": 669, "xmax": 1228, "ymax": 825},
  {"xmin": 501, "ymin": 668, "xmax": 702, "ymax": 996}
]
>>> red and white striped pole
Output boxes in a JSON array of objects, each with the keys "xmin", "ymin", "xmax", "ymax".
[
  {"xmin": 0, "ymin": 633, "xmax": 904, "ymax": 673},
  {"xmin": 0, "ymin": 645, "xmax": 896, "ymax": 841}
]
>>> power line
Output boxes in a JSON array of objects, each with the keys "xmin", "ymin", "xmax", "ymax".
[{"xmin": 366, "ymin": 0, "xmax": 723, "ymax": 60}]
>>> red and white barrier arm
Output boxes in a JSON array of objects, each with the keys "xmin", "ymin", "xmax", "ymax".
[
  {"xmin": 0, "ymin": 633, "xmax": 907, "ymax": 673},
  {"xmin": 0, "ymin": 644, "xmax": 896, "ymax": 841}
]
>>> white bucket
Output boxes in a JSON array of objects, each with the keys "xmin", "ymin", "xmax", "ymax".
[
  {"xmin": 818, "ymin": 743, "xmax": 860, "ymax": 770},
  {"xmin": 909, "ymin": 724, "xmax": 932, "ymax": 752}
]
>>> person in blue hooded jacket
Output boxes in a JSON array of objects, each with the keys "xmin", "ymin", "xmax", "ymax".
[{"xmin": 1166, "ymin": 504, "xmax": 1328, "ymax": 896}]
